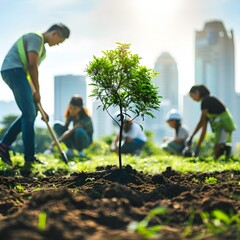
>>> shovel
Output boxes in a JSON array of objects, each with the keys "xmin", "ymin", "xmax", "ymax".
[{"xmin": 29, "ymin": 81, "xmax": 68, "ymax": 164}]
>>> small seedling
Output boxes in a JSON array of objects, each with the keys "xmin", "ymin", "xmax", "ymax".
[
  {"xmin": 200, "ymin": 209, "xmax": 240, "ymax": 235},
  {"xmin": 15, "ymin": 185, "xmax": 25, "ymax": 192},
  {"xmin": 128, "ymin": 207, "xmax": 167, "ymax": 238},
  {"xmin": 38, "ymin": 211, "xmax": 47, "ymax": 232},
  {"xmin": 85, "ymin": 177, "xmax": 95, "ymax": 183},
  {"xmin": 204, "ymin": 176, "xmax": 217, "ymax": 184}
]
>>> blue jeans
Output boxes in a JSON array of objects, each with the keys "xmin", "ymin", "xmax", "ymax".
[
  {"xmin": 53, "ymin": 121, "xmax": 91, "ymax": 151},
  {"xmin": 1, "ymin": 68, "xmax": 37, "ymax": 161},
  {"xmin": 162, "ymin": 141, "xmax": 185, "ymax": 155},
  {"xmin": 121, "ymin": 138, "xmax": 145, "ymax": 155}
]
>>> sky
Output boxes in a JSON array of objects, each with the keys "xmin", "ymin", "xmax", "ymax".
[{"xmin": 1, "ymin": 0, "xmax": 240, "ymax": 115}]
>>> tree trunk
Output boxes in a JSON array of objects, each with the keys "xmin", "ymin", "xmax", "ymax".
[{"xmin": 118, "ymin": 109, "xmax": 124, "ymax": 169}]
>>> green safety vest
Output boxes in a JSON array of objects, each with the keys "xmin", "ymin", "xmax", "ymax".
[{"xmin": 17, "ymin": 32, "xmax": 46, "ymax": 81}]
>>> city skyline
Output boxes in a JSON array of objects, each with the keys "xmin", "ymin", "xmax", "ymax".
[{"xmin": 0, "ymin": 0, "xmax": 240, "ymax": 115}]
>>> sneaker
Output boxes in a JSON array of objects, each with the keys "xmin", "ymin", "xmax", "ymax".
[
  {"xmin": 225, "ymin": 144, "xmax": 232, "ymax": 158},
  {"xmin": 20, "ymin": 157, "xmax": 43, "ymax": 177},
  {"xmin": 66, "ymin": 149, "xmax": 75, "ymax": 158},
  {"xmin": 77, "ymin": 151, "xmax": 86, "ymax": 158},
  {"xmin": 0, "ymin": 144, "xmax": 12, "ymax": 166},
  {"xmin": 25, "ymin": 157, "xmax": 44, "ymax": 165}
]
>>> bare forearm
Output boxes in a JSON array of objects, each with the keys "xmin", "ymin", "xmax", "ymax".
[
  {"xmin": 197, "ymin": 122, "xmax": 207, "ymax": 147},
  {"xmin": 191, "ymin": 121, "xmax": 203, "ymax": 138},
  {"xmin": 58, "ymin": 128, "xmax": 75, "ymax": 142},
  {"xmin": 29, "ymin": 66, "xmax": 39, "ymax": 92}
]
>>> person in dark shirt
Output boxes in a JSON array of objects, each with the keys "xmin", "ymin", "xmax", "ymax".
[
  {"xmin": 187, "ymin": 85, "xmax": 236, "ymax": 158},
  {"xmin": 53, "ymin": 96, "xmax": 93, "ymax": 158}
]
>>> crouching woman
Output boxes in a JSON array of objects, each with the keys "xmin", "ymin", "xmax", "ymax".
[
  {"xmin": 53, "ymin": 96, "xmax": 93, "ymax": 157},
  {"xmin": 188, "ymin": 85, "xmax": 236, "ymax": 158}
]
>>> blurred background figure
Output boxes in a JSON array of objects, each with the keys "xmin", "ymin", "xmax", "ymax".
[
  {"xmin": 187, "ymin": 85, "xmax": 236, "ymax": 158},
  {"xmin": 111, "ymin": 113, "xmax": 147, "ymax": 156},
  {"xmin": 161, "ymin": 109, "xmax": 189, "ymax": 155},
  {"xmin": 52, "ymin": 95, "xmax": 93, "ymax": 158}
]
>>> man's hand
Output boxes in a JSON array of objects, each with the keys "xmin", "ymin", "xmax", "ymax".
[
  {"xmin": 41, "ymin": 109, "xmax": 49, "ymax": 122},
  {"xmin": 37, "ymin": 103, "xmax": 49, "ymax": 122}
]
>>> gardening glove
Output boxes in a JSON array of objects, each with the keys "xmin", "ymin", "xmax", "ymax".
[
  {"xmin": 194, "ymin": 146, "xmax": 200, "ymax": 157},
  {"xmin": 186, "ymin": 136, "xmax": 193, "ymax": 146}
]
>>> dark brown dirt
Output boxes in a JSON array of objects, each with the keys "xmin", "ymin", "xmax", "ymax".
[{"xmin": 0, "ymin": 165, "xmax": 239, "ymax": 240}]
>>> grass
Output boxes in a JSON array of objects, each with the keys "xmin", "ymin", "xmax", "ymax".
[
  {"xmin": 0, "ymin": 149, "xmax": 239, "ymax": 177},
  {"xmin": 0, "ymin": 138, "xmax": 240, "ymax": 176}
]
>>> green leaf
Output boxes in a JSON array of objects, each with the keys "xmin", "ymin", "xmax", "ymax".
[
  {"xmin": 38, "ymin": 211, "xmax": 47, "ymax": 231},
  {"xmin": 212, "ymin": 210, "xmax": 231, "ymax": 224}
]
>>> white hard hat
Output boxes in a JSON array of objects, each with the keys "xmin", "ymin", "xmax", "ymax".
[{"xmin": 166, "ymin": 109, "xmax": 181, "ymax": 121}]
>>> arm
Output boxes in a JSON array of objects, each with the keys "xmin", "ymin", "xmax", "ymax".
[
  {"xmin": 190, "ymin": 109, "xmax": 208, "ymax": 139},
  {"xmin": 196, "ymin": 116, "xmax": 208, "ymax": 147},
  {"xmin": 173, "ymin": 138, "xmax": 185, "ymax": 144},
  {"xmin": 125, "ymin": 137, "xmax": 134, "ymax": 143},
  {"xmin": 28, "ymin": 51, "xmax": 40, "ymax": 103},
  {"xmin": 111, "ymin": 134, "xmax": 120, "ymax": 152},
  {"xmin": 58, "ymin": 123, "xmax": 82, "ymax": 142}
]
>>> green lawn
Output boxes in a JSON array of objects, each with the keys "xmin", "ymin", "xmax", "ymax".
[{"xmin": 1, "ymin": 147, "xmax": 240, "ymax": 177}]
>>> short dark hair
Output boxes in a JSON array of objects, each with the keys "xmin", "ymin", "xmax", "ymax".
[
  {"xmin": 47, "ymin": 23, "xmax": 70, "ymax": 38},
  {"xmin": 189, "ymin": 85, "xmax": 210, "ymax": 98}
]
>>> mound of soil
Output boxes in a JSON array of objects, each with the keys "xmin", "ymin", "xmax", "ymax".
[{"xmin": 0, "ymin": 165, "xmax": 239, "ymax": 239}]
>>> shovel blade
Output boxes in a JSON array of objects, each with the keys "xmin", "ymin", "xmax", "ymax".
[{"xmin": 61, "ymin": 151, "xmax": 68, "ymax": 164}]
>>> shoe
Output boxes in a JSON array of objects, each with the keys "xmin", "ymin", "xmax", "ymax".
[
  {"xmin": 225, "ymin": 144, "xmax": 232, "ymax": 158},
  {"xmin": 25, "ymin": 156, "xmax": 44, "ymax": 165},
  {"xmin": 77, "ymin": 151, "xmax": 86, "ymax": 158},
  {"xmin": 66, "ymin": 149, "xmax": 75, "ymax": 158},
  {"xmin": 0, "ymin": 144, "xmax": 12, "ymax": 166},
  {"xmin": 43, "ymin": 149, "xmax": 53, "ymax": 155},
  {"xmin": 20, "ymin": 157, "xmax": 43, "ymax": 177}
]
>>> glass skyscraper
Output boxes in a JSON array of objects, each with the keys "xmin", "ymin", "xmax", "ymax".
[
  {"xmin": 195, "ymin": 20, "xmax": 235, "ymax": 113},
  {"xmin": 54, "ymin": 75, "xmax": 87, "ymax": 122}
]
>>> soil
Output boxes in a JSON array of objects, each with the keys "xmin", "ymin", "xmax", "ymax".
[{"xmin": 0, "ymin": 165, "xmax": 239, "ymax": 240}]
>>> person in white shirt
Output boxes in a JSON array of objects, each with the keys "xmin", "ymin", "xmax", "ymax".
[
  {"xmin": 111, "ymin": 118, "xmax": 147, "ymax": 156},
  {"xmin": 162, "ymin": 109, "xmax": 189, "ymax": 155}
]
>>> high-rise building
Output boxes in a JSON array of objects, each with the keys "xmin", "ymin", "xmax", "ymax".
[
  {"xmin": 54, "ymin": 75, "xmax": 87, "ymax": 122},
  {"xmin": 195, "ymin": 20, "xmax": 235, "ymax": 113},
  {"xmin": 153, "ymin": 52, "xmax": 179, "ymax": 108},
  {"xmin": 144, "ymin": 52, "xmax": 179, "ymax": 143},
  {"xmin": 92, "ymin": 100, "xmax": 117, "ymax": 140}
]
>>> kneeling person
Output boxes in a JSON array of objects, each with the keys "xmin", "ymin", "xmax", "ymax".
[
  {"xmin": 53, "ymin": 96, "xmax": 93, "ymax": 158},
  {"xmin": 162, "ymin": 109, "xmax": 189, "ymax": 155},
  {"xmin": 111, "ymin": 117, "xmax": 146, "ymax": 156}
]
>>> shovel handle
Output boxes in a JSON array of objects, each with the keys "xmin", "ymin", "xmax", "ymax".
[
  {"xmin": 29, "ymin": 80, "xmax": 67, "ymax": 162},
  {"xmin": 37, "ymin": 103, "xmax": 62, "ymax": 153}
]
